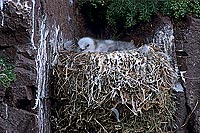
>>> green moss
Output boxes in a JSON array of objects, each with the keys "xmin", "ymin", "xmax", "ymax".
[
  {"xmin": 0, "ymin": 58, "xmax": 16, "ymax": 88},
  {"xmin": 78, "ymin": 0, "xmax": 200, "ymax": 29},
  {"xmin": 106, "ymin": 0, "xmax": 159, "ymax": 28},
  {"xmin": 189, "ymin": 0, "xmax": 200, "ymax": 17}
]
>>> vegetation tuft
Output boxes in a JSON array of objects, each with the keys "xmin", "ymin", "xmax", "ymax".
[
  {"xmin": 0, "ymin": 58, "xmax": 16, "ymax": 88},
  {"xmin": 78, "ymin": 0, "xmax": 200, "ymax": 28}
]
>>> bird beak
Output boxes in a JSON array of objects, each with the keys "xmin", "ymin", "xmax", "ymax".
[{"xmin": 79, "ymin": 48, "xmax": 85, "ymax": 51}]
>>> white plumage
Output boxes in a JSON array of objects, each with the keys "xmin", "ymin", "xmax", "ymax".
[{"xmin": 78, "ymin": 37, "xmax": 136, "ymax": 52}]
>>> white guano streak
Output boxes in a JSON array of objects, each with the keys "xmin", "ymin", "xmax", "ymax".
[
  {"xmin": 33, "ymin": 16, "xmax": 49, "ymax": 133},
  {"xmin": 50, "ymin": 25, "xmax": 61, "ymax": 67},
  {"xmin": 31, "ymin": 0, "xmax": 36, "ymax": 49},
  {"xmin": 0, "ymin": 0, "xmax": 4, "ymax": 26},
  {"xmin": 5, "ymin": 103, "xmax": 8, "ymax": 133}
]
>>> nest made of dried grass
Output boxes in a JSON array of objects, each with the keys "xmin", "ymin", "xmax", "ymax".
[{"xmin": 51, "ymin": 44, "xmax": 177, "ymax": 133}]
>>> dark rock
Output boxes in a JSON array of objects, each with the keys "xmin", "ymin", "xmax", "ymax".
[
  {"xmin": 174, "ymin": 92, "xmax": 188, "ymax": 133},
  {"xmin": 0, "ymin": 1, "xmax": 38, "ymax": 132},
  {"xmin": 176, "ymin": 55, "xmax": 188, "ymax": 71},
  {"xmin": 14, "ymin": 51, "xmax": 36, "ymax": 87},
  {"xmin": 0, "ymin": 1, "xmax": 32, "ymax": 46},
  {"xmin": 0, "ymin": 86, "xmax": 6, "ymax": 102},
  {"xmin": 187, "ymin": 15, "xmax": 200, "ymax": 30},
  {"xmin": 0, "ymin": 46, "xmax": 17, "ymax": 64},
  {"xmin": 174, "ymin": 15, "xmax": 200, "ymax": 132},
  {"xmin": 0, "ymin": 103, "xmax": 38, "ymax": 133},
  {"xmin": 11, "ymin": 86, "xmax": 35, "ymax": 110}
]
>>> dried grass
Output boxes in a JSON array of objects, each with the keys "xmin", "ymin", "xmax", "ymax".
[{"xmin": 51, "ymin": 44, "xmax": 177, "ymax": 132}]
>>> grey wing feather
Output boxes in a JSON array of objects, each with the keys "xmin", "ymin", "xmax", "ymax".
[{"xmin": 107, "ymin": 41, "xmax": 135, "ymax": 52}]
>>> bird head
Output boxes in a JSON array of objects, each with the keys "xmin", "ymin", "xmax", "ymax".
[{"xmin": 78, "ymin": 37, "xmax": 95, "ymax": 52}]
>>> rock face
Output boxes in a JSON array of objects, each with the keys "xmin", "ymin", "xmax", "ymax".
[
  {"xmin": 0, "ymin": 103, "xmax": 38, "ymax": 133},
  {"xmin": 0, "ymin": 0, "xmax": 77, "ymax": 132},
  {"xmin": 0, "ymin": 1, "xmax": 39, "ymax": 132},
  {"xmin": 0, "ymin": 0, "xmax": 200, "ymax": 132},
  {"xmin": 174, "ymin": 16, "xmax": 200, "ymax": 132}
]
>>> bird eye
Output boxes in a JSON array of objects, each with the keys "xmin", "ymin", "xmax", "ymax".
[{"xmin": 86, "ymin": 44, "xmax": 90, "ymax": 48}]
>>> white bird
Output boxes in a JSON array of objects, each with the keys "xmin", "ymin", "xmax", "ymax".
[{"xmin": 78, "ymin": 37, "xmax": 136, "ymax": 52}]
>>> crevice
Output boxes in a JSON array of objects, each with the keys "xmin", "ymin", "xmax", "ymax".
[
  {"xmin": 16, "ymin": 99, "xmax": 32, "ymax": 111},
  {"xmin": 0, "ymin": 46, "xmax": 12, "ymax": 50},
  {"xmin": 183, "ymin": 83, "xmax": 196, "ymax": 133},
  {"xmin": 185, "ymin": 103, "xmax": 194, "ymax": 133},
  {"xmin": 3, "ymin": 87, "xmax": 14, "ymax": 107}
]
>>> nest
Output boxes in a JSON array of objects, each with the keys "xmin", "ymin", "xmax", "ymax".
[{"xmin": 51, "ymin": 45, "xmax": 177, "ymax": 132}]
